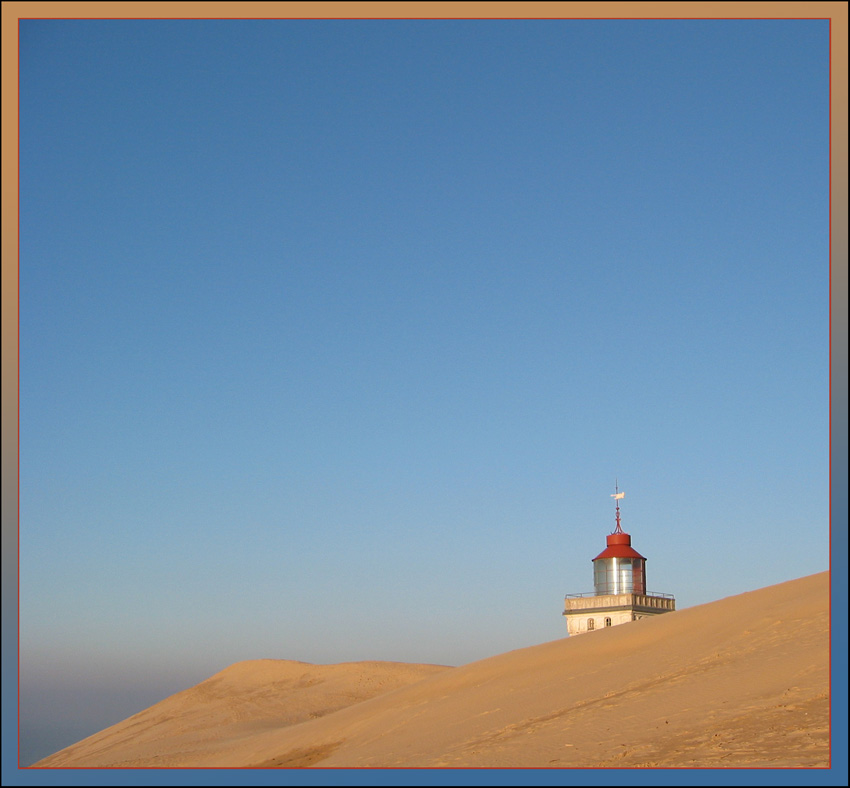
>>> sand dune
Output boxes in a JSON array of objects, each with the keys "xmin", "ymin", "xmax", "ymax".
[
  {"xmin": 33, "ymin": 659, "xmax": 449, "ymax": 768},
  {"xmin": 34, "ymin": 571, "xmax": 830, "ymax": 769}
]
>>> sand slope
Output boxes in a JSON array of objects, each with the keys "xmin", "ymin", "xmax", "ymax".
[
  {"xmin": 35, "ymin": 571, "xmax": 829, "ymax": 769},
  {"xmin": 33, "ymin": 659, "xmax": 449, "ymax": 768}
]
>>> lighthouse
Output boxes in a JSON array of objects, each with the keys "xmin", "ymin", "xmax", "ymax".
[{"xmin": 562, "ymin": 485, "xmax": 675, "ymax": 635}]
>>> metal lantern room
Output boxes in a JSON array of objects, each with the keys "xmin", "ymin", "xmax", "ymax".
[{"xmin": 591, "ymin": 486, "xmax": 647, "ymax": 595}]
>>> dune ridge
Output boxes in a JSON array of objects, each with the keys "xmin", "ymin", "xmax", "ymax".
[
  {"xmin": 34, "ymin": 571, "xmax": 829, "ymax": 769},
  {"xmin": 33, "ymin": 659, "xmax": 449, "ymax": 768}
]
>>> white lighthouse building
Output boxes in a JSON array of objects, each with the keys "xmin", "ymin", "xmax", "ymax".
[{"xmin": 562, "ymin": 486, "xmax": 675, "ymax": 635}]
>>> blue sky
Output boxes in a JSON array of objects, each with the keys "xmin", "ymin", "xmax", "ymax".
[{"xmin": 18, "ymin": 18, "xmax": 829, "ymax": 766}]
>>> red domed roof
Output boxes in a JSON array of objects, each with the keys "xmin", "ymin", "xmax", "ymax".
[{"xmin": 592, "ymin": 530, "xmax": 646, "ymax": 561}]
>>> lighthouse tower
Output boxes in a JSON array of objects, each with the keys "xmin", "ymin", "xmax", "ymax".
[{"xmin": 562, "ymin": 485, "xmax": 675, "ymax": 636}]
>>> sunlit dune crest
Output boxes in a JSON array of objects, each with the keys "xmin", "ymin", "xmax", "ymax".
[{"xmin": 34, "ymin": 572, "xmax": 829, "ymax": 769}]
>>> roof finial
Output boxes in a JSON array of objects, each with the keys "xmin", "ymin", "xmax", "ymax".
[{"xmin": 611, "ymin": 480, "xmax": 625, "ymax": 533}]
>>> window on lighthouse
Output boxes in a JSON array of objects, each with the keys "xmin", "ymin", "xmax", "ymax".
[
  {"xmin": 594, "ymin": 562, "xmax": 607, "ymax": 592},
  {"xmin": 616, "ymin": 558, "xmax": 633, "ymax": 593}
]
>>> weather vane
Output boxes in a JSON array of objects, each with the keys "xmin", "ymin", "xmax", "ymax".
[{"xmin": 610, "ymin": 480, "xmax": 625, "ymax": 533}]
